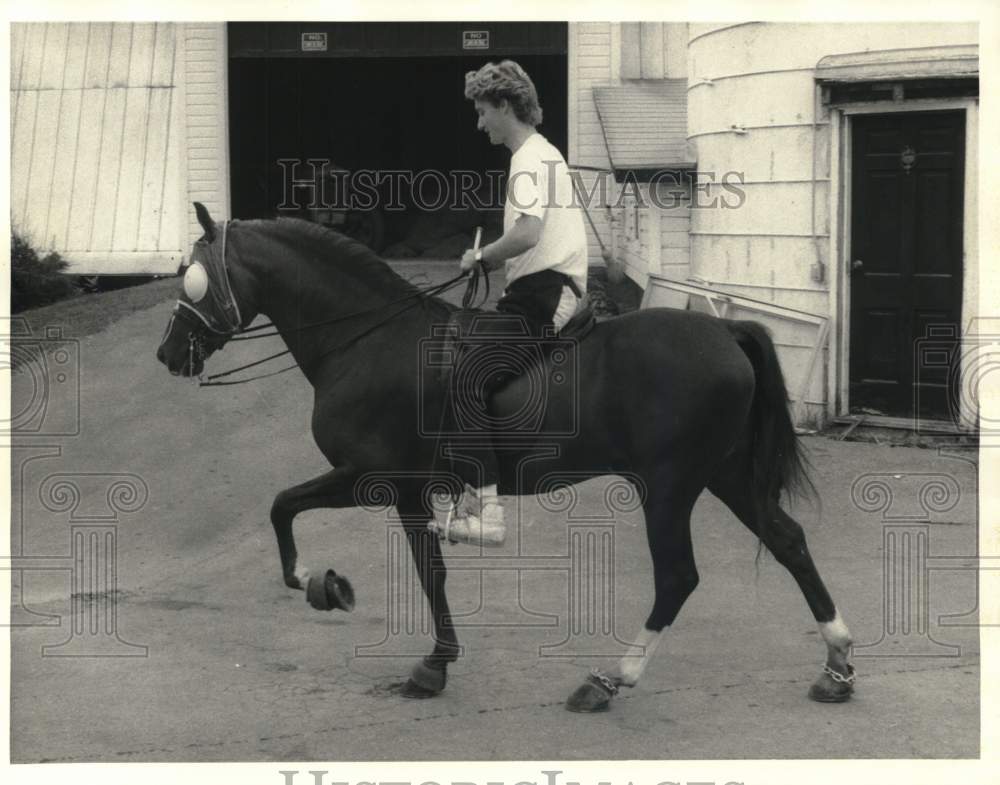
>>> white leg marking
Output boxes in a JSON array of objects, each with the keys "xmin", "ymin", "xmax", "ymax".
[
  {"xmin": 616, "ymin": 627, "xmax": 664, "ymax": 687},
  {"xmin": 818, "ymin": 610, "xmax": 852, "ymax": 650},
  {"xmin": 294, "ymin": 565, "xmax": 311, "ymax": 591}
]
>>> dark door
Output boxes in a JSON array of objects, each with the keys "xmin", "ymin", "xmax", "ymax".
[{"xmin": 849, "ymin": 110, "xmax": 965, "ymax": 419}]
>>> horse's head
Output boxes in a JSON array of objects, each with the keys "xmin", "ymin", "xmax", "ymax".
[{"xmin": 156, "ymin": 203, "xmax": 257, "ymax": 377}]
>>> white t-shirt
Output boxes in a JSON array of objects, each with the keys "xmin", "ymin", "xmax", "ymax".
[{"xmin": 503, "ymin": 133, "xmax": 588, "ymax": 295}]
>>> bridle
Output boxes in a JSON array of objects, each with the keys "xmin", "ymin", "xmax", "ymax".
[
  {"xmin": 163, "ymin": 220, "xmax": 245, "ymax": 377},
  {"xmin": 163, "ymin": 219, "xmax": 489, "ymax": 385}
]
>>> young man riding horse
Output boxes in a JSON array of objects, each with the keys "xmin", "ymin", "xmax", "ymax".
[{"xmin": 432, "ymin": 60, "xmax": 589, "ymax": 547}]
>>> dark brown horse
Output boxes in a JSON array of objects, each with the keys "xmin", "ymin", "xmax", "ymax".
[{"xmin": 156, "ymin": 203, "xmax": 856, "ymax": 711}]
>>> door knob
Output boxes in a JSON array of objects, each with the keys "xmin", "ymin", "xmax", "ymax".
[{"xmin": 852, "ymin": 259, "xmax": 864, "ymax": 271}]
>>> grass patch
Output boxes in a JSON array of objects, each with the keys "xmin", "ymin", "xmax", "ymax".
[{"xmin": 13, "ymin": 277, "xmax": 179, "ymax": 344}]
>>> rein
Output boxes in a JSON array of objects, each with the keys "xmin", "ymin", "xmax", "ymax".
[{"xmin": 189, "ymin": 227, "xmax": 492, "ymax": 386}]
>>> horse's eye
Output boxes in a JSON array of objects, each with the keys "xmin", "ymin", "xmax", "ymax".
[{"xmin": 183, "ymin": 262, "xmax": 209, "ymax": 303}]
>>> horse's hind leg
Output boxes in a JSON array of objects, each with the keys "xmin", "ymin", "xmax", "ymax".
[
  {"xmin": 621, "ymin": 490, "xmax": 700, "ymax": 677},
  {"xmin": 270, "ymin": 465, "xmax": 358, "ymax": 590},
  {"xmin": 707, "ymin": 467, "xmax": 855, "ymax": 702},
  {"xmin": 567, "ymin": 485, "xmax": 700, "ymax": 712}
]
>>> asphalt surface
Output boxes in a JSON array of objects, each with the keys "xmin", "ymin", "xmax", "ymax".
[{"xmin": 9, "ymin": 262, "xmax": 981, "ymax": 761}]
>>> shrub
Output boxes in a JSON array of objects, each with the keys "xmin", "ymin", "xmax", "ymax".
[{"xmin": 10, "ymin": 232, "xmax": 79, "ymax": 312}]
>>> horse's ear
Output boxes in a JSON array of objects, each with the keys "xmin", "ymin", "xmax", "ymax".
[{"xmin": 193, "ymin": 202, "xmax": 217, "ymax": 242}]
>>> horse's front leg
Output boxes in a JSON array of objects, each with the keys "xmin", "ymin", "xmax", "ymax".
[
  {"xmin": 270, "ymin": 465, "xmax": 358, "ymax": 590},
  {"xmin": 396, "ymin": 489, "xmax": 461, "ymax": 698}
]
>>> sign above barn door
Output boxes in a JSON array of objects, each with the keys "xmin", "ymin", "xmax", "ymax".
[
  {"xmin": 301, "ymin": 32, "xmax": 327, "ymax": 52},
  {"xmin": 462, "ymin": 30, "xmax": 490, "ymax": 49}
]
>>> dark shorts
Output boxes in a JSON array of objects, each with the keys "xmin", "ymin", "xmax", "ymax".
[{"xmin": 496, "ymin": 269, "xmax": 576, "ymax": 337}]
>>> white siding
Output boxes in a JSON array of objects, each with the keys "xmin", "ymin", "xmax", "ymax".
[
  {"xmin": 10, "ymin": 22, "xmax": 185, "ymax": 274},
  {"xmin": 183, "ymin": 23, "xmax": 230, "ymax": 248},
  {"xmin": 570, "ymin": 22, "xmax": 691, "ymax": 276},
  {"xmin": 615, "ymin": 181, "xmax": 691, "ymax": 286},
  {"xmin": 568, "ymin": 22, "xmax": 613, "ymax": 266}
]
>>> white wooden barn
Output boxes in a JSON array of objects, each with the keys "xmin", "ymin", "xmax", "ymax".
[{"xmin": 9, "ymin": 21, "xmax": 980, "ymax": 429}]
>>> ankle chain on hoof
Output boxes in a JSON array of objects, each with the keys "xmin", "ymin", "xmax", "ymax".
[
  {"xmin": 822, "ymin": 663, "xmax": 856, "ymax": 685},
  {"xmin": 588, "ymin": 668, "xmax": 620, "ymax": 697},
  {"xmin": 566, "ymin": 667, "xmax": 620, "ymax": 712}
]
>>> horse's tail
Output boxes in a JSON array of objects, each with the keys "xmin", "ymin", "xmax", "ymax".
[{"xmin": 726, "ymin": 320, "xmax": 816, "ymax": 531}]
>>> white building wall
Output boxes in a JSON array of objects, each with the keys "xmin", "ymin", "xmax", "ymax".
[
  {"xmin": 182, "ymin": 23, "xmax": 231, "ymax": 248},
  {"xmin": 686, "ymin": 21, "xmax": 978, "ymax": 426},
  {"xmin": 10, "ymin": 22, "xmax": 186, "ymax": 274},
  {"xmin": 575, "ymin": 22, "xmax": 692, "ymax": 284},
  {"xmin": 568, "ymin": 22, "xmax": 614, "ymax": 266}
]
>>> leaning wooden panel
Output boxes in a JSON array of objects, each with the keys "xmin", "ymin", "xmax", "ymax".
[{"xmin": 641, "ymin": 274, "xmax": 829, "ymax": 426}]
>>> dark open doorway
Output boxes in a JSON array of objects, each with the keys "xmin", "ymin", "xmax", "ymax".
[{"xmin": 228, "ymin": 23, "xmax": 568, "ymax": 256}]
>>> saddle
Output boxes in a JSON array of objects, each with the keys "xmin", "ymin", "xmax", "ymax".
[
  {"xmin": 443, "ymin": 293, "xmax": 596, "ymax": 356},
  {"xmin": 435, "ymin": 294, "xmax": 596, "ymax": 417}
]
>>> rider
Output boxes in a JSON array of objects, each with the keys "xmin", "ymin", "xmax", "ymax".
[{"xmin": 442, "ymin": 60, "xmax": 588, "ymax": 547}]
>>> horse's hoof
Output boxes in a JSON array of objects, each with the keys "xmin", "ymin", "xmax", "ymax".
[
  {"xmin": 401, "ymin": 679, "xmax": 441, "ymax": 699},
  {"xmin": 565, "ymin": 669, "xmax": 619, "ymax": 713},
  {"xmin": 405, "ymin": 658, "xmax": 446, "ymax": 697},
  {"xmin": 808, "ymin": 664, "xmax": 855, "ymax": 703},
  {"xmin": 305, "ymin": 569, "xmax": 355, "ymax": 612}
]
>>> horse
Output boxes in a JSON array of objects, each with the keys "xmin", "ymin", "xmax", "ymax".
[{"xmin": 156, "ymin": 202, "xmax": 856, "ymax": 711}]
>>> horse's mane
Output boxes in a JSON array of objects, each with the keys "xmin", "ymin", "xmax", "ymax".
[{"xmin": 262, "ymin": 217, "xmax": 428, "ymax": 300}]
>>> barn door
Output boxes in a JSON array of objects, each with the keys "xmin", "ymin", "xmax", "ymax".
[{"xmin": 848, "ymin": 110, "xmax": 965, "ymax": 419}]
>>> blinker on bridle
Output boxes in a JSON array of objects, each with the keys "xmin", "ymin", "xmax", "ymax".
[{"xmin": 170, "ymin": 221, "xmax": 245, "ymax": 375}]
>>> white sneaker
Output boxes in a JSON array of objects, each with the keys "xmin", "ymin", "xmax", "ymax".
[{"xmin": 428, "ymin": 487, "xmax": 506, "ymax": 547}]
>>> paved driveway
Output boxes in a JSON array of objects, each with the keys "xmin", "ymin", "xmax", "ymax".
[{"xmin": 9, "ymin": 262, "xmax": 981, "ymax": 762}]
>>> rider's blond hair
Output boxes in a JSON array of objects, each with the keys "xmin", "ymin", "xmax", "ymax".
[{"xmin": 464, "ymin": 60, "xmax": 543, "ymax": 127}]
